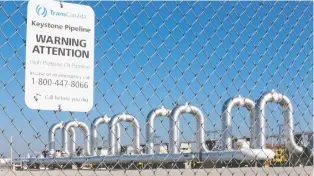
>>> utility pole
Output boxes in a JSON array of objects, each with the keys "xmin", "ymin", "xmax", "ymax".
[
  {"xmin": 153, "ymin": 135, "xmax": 160, "ymax": 144},
  {"xmin": 278, "ymin": 124, "xmax": 283, "ymax": 144},
  {"xmin": 103, "ymin": 139, "xmax": 108, "ymax": 147},
  {"xmin": 10, "ymin": 136, "xmax": 14, "ymax": 171},
  {"xmin": 206, "ymin": 130, "xmax": 221, "ymax": 140}
]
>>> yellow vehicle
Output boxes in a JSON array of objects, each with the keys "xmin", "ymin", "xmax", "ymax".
[{"xmin": 265, "ymin": 144, "xmax": 287, "ymax": 167}]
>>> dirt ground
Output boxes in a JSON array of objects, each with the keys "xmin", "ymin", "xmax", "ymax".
[{"xmin": 0, "ymin": 166, "xmax": 313, "ymax": 176}]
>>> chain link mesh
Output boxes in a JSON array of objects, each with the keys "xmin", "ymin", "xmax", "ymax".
[{"xmin": 0, "ymin": 1, "xmax": 313, "ymax": 176}]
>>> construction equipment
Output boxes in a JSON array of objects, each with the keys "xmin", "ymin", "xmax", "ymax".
[{"xmin": 265, "ymin": 144, "xmax": 287, "ymax": 167}]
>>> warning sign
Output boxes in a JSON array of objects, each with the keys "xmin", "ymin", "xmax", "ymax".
[{"xmin": 25, "ymin": 0, "xmax": 95, "ymax": 112}]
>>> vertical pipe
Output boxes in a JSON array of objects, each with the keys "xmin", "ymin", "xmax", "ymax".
[
  {"xmin": 109, "ymin": 113, "xmax": 140, "ymax": 155},
  {"xmin": 10, "ymin": 136, "xmax": 13, "ymax": 170},
  {"xmin": 62, "ymin": 122, "xmax": 70, "ymax": 156},
  {"xmin": 146, "ymin": 106, "xmax": 171, "ymax": 154},
  {"xmin": 62, "ymin": 120, "xmax": 91, "ymax": 156},
  {"xmin": 49, "ymin": 122, "xmax": 63, "ymax": 154},
  {"xmin": 69, "ymin": 128, "xmax": 76, "ymax": 155},
  {"xmin": 170, "ymin": 104, "xmax": 208, "ymax": 154},
  {"xmin": 48, "ymin": 122, "xmax": 76, "ymax": 156},
  {"xmin": 221, "ymin": 96, "xmax": 255, "ymax": 150},
  {"xmin": 91, "ymin": 116, "xmax": 121, "ymax": 156},
  {"xmin": 255, "ymin": 90, "xmax": 303, "ymax": 154}
]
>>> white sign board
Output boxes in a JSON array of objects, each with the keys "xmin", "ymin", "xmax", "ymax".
[{"xmin": 25, "ymin": 0, "xmax": 94, "ymax": 112}]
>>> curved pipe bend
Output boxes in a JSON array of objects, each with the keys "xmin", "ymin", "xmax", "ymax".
[
  {"xmin": 48, "ymin": 122, "xmax": 76, "ymax": 155},
  {"xmin": 109, "ymin": 113, "xmax": 140, "ymax": 155},
  {"xmin": 91, "ymin": 116, "xmax": 121, "ymax": 156},
  {"xmin": 146, "ymin": 106, "xmax": 172, "ymax": 154},
  {"xmin": 170, "ymin": 104, "xmax": 209, "ymax": 154},
  {"xmin": 255, "ymin": 91, "xmax": 303, "ymax": 155},
  {"xmin": 221, "ymin": 96, "xmax": 255, "ymax": 150},
  {"xmin": 62, "ymin": 120, "xmax": 91, "ymax": 156}
]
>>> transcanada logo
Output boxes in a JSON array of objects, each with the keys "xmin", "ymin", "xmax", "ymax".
[
  {"xmin": 36, "ymin": 5, "xmax": 47, "ymax": 17},
  {"xmin": 35, "ymin": 5, "xmax": 87, "ymax": 19}
]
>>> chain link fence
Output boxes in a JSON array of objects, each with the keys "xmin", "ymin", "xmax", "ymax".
[{"xmin": 0, "ymin": 1, "xmax": 313, "ymax": 175}]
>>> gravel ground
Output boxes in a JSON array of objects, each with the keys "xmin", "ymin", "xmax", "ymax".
[{"xmin": 0, "ymin": 166, "xmax": 313, "ymax": 176}]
